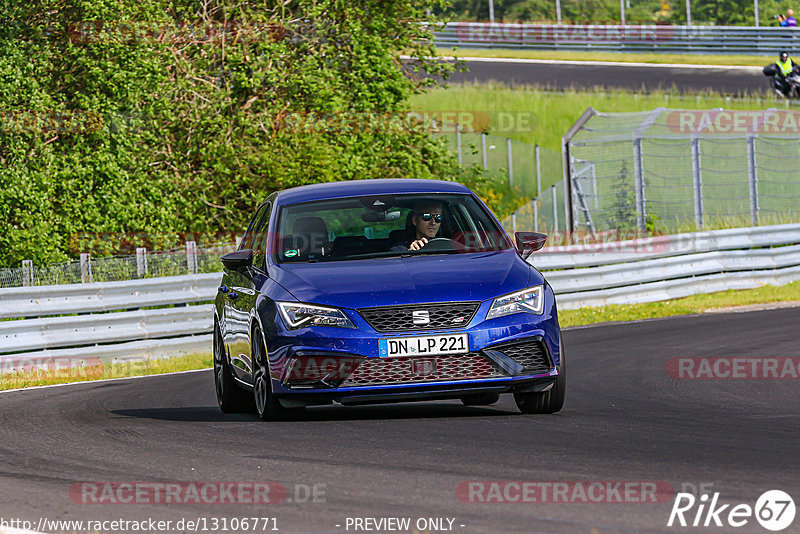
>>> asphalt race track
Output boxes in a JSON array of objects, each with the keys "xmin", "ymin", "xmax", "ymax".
[
  {"xmin": 446, "ymin": 59, "xmax": 769, "ymax": 95},
  {"xmin": 2, "ymin": 307, "xmax": 799, "ymax": 533}
]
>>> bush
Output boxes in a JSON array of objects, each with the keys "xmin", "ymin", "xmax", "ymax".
[{"xmin": 0, "ymin": 1, "xmax": 465, "ymax": 266}]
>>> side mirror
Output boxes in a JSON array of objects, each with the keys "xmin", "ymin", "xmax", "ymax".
[
  {"xmin": 515, "ymin": 232, "xmax": 547, "ymax": 260},
  {"xmin": 221, "ymin": 249, "xmax": 253, "ymax": 273}
]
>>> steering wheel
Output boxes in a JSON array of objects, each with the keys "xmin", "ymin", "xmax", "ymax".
[{"xmin": 419, "ymin": 237, "xmax": 454, "ymax": 251}]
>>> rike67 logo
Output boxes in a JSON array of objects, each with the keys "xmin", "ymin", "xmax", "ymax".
[{"xmin": 668, "ymin": 490, "xmax": 795, "ymax": 531}]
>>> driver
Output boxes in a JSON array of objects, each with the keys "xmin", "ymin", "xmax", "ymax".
[{"xmin": 408, "ymin": 201, "xmax": 443, "ymax": 250}]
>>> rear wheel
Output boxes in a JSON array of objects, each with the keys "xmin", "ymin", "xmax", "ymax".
[
  {"xmin": 213, "ymin": 322, "xmax": 253, "ymax": 413},
  {"xmin": 461, "ymin": 393, "xmax": 500, "ymax": 406},
  {"xmin": 252, "ymin": 328, "xmax": 304, "ymax": 421},
  {"xmin": 514, "ymin": 337, "xmax": 566, "ymax": 414}
]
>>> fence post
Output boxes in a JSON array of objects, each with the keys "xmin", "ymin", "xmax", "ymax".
[
  {"xmin": 80, "ymin": 253, "xmax": 92, "ymax": 284},
  {"xmin": 691, "ymin": 136, "xmax": 704, "ymax": 229},
  {"xmin": 552, "ymin": 185, "xmax": 559, "ymax": 234},
  {"xmin": 481, "ymin": 133, "xmax": 488, "ymax": 169},
  {"xmin": 136, "ymin": 247, "xmax": 148, "ymax": 277},
  {"xmin": 507, "ymin": 137, "xmax": 514, "ymax": 189},
  {"xmin": 535, "ymin": 145, "xmax": 541, "ymax": 232},
  {"xmin": 22, "ymin": 260, "xmax": 33, "ymax": 287},
  {"xmin": 632, "ymin": 137, "xmax": 646, "ymax": 232},
  {"xmin": 456, "ymin": 123, "xmax": 462, "ymax": 165},
  {"xmin": 747, "ymin": 135, "xmax": 759, "ymax": 225},
  {"xmin": 235, "ymin": 236, "xmax": 242, "ymax": 249},
  {"xmin": 186, "ymin": 241, "xmax": 198, "ymax": 274},
  {"xmin": 431, "ymin": 119, "xmax": 437, "ymax": 140}
]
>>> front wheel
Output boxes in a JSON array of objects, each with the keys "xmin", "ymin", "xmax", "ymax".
[
  {"xmin": 514, "ymin": 337, "xmax": 566, "ymax": 414},
  {"xmin": 213, "ymin": 322, "xmax": 253, "ymax": 413},
  {"xmin": 252, "ymin": 328, "xmax": 304, "ymax": 421}
]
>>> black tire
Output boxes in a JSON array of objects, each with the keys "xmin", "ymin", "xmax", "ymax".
[
  {"xmin": 461, "ymin": 393, "xmax": 500, "ymax": 406},
  {"xmin": 514, "ymin": 337, "xmax": 566, "ymax": 414},
  {"xmin": 213, "ymin": 322, "xmax": 253, "ymax": 413},
  {"xmin": 252, "ymin": 327, "xmax": 304, "ymax": 421}
]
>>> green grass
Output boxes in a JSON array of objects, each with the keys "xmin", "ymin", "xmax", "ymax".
[
  {"xmin": 0, "ymin": 352, "xmax": 212, "ymax": 390},
  {"xmin": 437, "ymin": 47, "xmax": 773, "ymax": 67},
  {"xmin": 559, "ymin": 279, "xmax": 800, "ymax": 327},
  {"xmin": 411, "ymin": 82, "xmax": 786, "ymax": 152}
]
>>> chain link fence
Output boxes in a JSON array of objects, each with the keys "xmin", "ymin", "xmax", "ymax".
[
  {"xmin": 0, "ymin": 242, "xmax": 236, "ymax": 289},
  {"xmin": 434, "ymin": 121, "xmax": 565, "ymax": 236},
  {"xmin": 563, "ymin": 107, "xmax": 800, "ymax": 237}
]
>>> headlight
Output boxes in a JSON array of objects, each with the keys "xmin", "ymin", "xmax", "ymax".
[
  {"xmin": 486, "ymin": 286, "xmax": 544, "ymax": 319},
  {"xmin": 276, "ymin": 302, "xmax": 356, "ymax": 329}
]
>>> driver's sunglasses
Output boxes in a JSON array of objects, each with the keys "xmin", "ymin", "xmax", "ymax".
[{"xmin": 420, "ymin": 213, "xmax": 443, "ymax": 223}]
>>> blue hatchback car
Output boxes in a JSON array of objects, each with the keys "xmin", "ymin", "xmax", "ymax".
[{"xmin": 214, "ymin": 179, "xmax": 564, "ymax": 419}]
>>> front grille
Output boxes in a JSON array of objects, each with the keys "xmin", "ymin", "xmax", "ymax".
[
  {"xmin": 358, "ymin": 302, "xmax": 480, "ymax": 333},
  {"xmin": 488, "ymin": 340, "xmax": 552, "ymax": 375},
  {"xmin": 341, "ymin": 354, "xmax": 505, "ymax": 387}
]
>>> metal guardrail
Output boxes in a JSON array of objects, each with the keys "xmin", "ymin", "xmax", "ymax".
[
  {"xmin": 532, "ymin": 223, "xmax": 800, "ymax": 308},
  {"xmin": 2, "ymin": 223, "xmax": 799, "ymax": 370},
  {"xmin": 433, "ymin": 22, "xmax": 800, "ymax": 54},
  {"xmin": 0, "ymin": 273, "xmax": 220, "ymax": 373}
]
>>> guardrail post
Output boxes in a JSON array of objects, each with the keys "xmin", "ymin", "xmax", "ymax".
[
  {"xmin": 747, "ymin": 135, "xmax": 759, "ymax": 225},
  {"xmin": 456, "ymin": 123, "xmax": 462, "ymax": 165},
  {"xmin": 22, "ymin": 260, "xmax": 33, "ymax": 287},
  {"xmin": 507, "ymin": 137, "xmax": 514, "ymax": 189},
  {"xmin": 481, "ymin": 133, "xmax": 488, "ymax": 169},
  {"xmin": 633, "ymin": 137, "xmax": 646, "ymax": 232},
  {"xmin": 691, "ymin": 136, "xmax": 704, "ymax": 229},
  {"xmin": 535, "ymin": 145, "xmax": 541, "ymax": 232},
  {"xmin": 136, "ymin": 248, "xmax": 148, "ymax": 277},
  {"xmin": 186, "ymin": 241, "xmax": 198, "ymax": 274},
  {"xmin": 80, "ymin": 253, "xmax": 92, "ymax": 284}
]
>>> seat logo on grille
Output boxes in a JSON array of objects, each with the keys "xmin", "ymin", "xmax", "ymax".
[{"xmin": 412, "ymin": 310, "xmax": 430, "ymax": 325}]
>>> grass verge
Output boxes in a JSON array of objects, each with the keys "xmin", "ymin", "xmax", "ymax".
[
  {"xmin": 0, "ymin": 352, "xmax": 212, "ymax": 391},
  {"xmin": 410, "ymin": 82, "xmax": 785, "ymax": 153},
  {"xmin": 559, "ymin": 280, "xmax": 800, "ymax": 327},
  {"xmin": 437, "ymin": 47, "xmax": 772, "ymax": 67}
]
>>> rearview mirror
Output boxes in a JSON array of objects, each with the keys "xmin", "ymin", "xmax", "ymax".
[
  {"xmin": 361, "ymin": 210, "xmax": 402, "ymax": 222},
  {"xmin": 221, "ymin": 249, "xmax": 253, "ymax": 272},
  {"xmin": 515, "ymin": 232, "xmax": 547, "ymax": 260}
]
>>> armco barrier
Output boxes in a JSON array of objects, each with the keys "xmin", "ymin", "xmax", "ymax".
[
  {"xmin": 1, "ymin": 223, "xmax": 799, "ymax": 371},
  {"xmin": 432, "ymin": 22, "xmax": 800, "ymax": 55}
]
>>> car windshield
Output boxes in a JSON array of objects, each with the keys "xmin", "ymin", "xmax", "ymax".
[{"xmin": 275, "ymin": 193, "xmax": 512, "ymax": 263}]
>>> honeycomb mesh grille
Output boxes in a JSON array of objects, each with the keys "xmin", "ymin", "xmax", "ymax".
[
  {"xmin": 489, "ymin": 340, "xmax": 552, "ymax": 375},
  {"xmin": 341, "ymin": 354, "xmax": 505, "ymax": 387},
  {"xmin": 358, "ymin": 302, "xmax": 480, "ymax": 333}
]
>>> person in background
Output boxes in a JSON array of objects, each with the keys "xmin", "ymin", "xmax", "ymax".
[
  {"xmin": 778, "ymin": 9, "xmax": 797, "ymax": 26},
  {"xmin": 772, "ymin": 51, "xmax": 800, "ymax": 96}
]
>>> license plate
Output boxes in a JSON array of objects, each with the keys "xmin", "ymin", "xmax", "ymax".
[{"xmin": 378, "ymin": 334, "xmax": 469, "ymax": 358}]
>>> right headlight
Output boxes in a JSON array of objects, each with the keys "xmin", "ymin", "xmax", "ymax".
[
  {"xmin": 486, "ymin": 285, "xmax": 544, "ymax": 319},
  {"xmin": 276, "ymin": 302, "xmax": 355, "ymax": 329}
]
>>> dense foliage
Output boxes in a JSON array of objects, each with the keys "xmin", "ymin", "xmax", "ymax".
[
  {"xmin": 1, "ymin": 1, "xmax": 496, "ymax": 265},
  {"xmin": 444, "ymin": 0, "xmax": 798, "ymax": 25}
]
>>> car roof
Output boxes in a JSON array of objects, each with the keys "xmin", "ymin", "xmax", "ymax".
[{"xmin": 274, "ymin": 179, "xmax": 472, "ymax": 206}]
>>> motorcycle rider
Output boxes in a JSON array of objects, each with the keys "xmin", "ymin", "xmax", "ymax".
[{"xmin": 773, "ymin": 51, "xmax": 800, "ymax": 97}]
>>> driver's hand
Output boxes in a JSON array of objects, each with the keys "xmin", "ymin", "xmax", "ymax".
[{"xmin": 409, "ymin": 238, "xmax": 428, "ymax": 251}]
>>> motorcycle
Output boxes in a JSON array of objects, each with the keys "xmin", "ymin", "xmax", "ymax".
[{"xmin": 763, "ymin": 63, "xmax": 800, "ymax": 98}]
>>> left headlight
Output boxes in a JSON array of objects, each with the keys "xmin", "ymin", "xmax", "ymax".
[
  {"xmin": 486, "ymin": 285, "xmax": 544, "ymax": 319},
  {"xmin": 276, "ymin": 302, "xmax": 356, "ymax": 329}
]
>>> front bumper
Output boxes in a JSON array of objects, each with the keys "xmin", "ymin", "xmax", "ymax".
[{"xmin": 262, "ymin": 295, "xmax": 562, "ymax": 405}]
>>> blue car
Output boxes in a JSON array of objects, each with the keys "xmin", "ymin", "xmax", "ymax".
[{"xmin": 214, "ymin": 179, "xmax": 564, "ymax": 419}]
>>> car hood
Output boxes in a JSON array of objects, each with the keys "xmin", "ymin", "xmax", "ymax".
[{"xmin": 270, "ymin": 250, "xmax": 538, "ymax": 309}]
